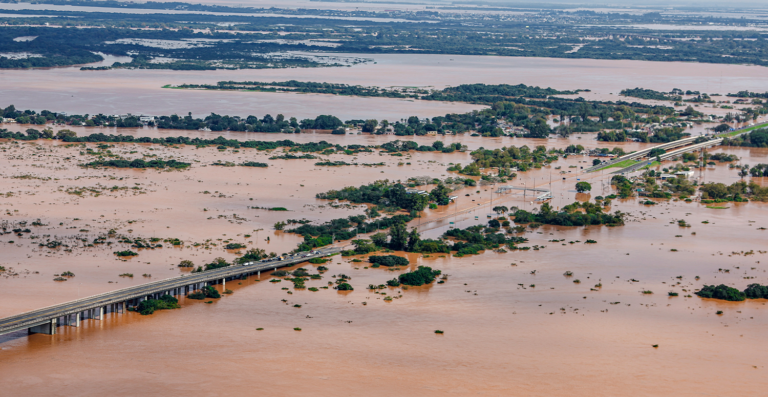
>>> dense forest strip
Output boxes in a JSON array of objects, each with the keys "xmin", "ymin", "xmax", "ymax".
[
  {"xmin": 0, "ymin": 81, "xmax": 764, "ymax": 141},
  {"xmin": 620, "ymin": 88, "xmax": 683, "ymax": 102},
  {"xmin": 171, "ymin": 81, "xmax": 583, "ymax": 102}
]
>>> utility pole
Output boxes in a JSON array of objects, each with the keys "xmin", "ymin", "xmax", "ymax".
[{"xmin": 454, "ymin": 198, "xmax": 457, "ymax": 227}]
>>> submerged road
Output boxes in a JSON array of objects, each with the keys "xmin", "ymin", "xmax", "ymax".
[{"xmin": 0, "ymin": 246, "xmax": 341, "ymax": 336}]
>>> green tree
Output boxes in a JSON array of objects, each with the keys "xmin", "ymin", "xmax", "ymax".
[
  {"xmin": 376, "ymin": 120, "xmax": 390, "ymax": 135},
  {"xmin": 407, "ymin": 228, "xmax": 421, "ymax": 251},
  {"xmin": 312, "ymin": 115, "xmax": 343, "ymax": 130},
  {"xmin": 592, "ymin": 159, "xmax": 601, "ymax": 166},
  {"xmin": 237, "ymin": 248, "xmax": 267, "ymax": 264},
  {"xmin": 362, "ymin": 119, "xmax": 378, "ymax": 133},
  {"xmin": 492, "ymin": 206, "xmax": 508, "ymax": 215},
  {"xmin": 388, "ymin": 222, "xmax": 408, "ymax": 251},
  {"xmin": 370, "ymin": 232, "xmax": 388, "ymax": 247},
  {"xmin": 429, "ymin": 183, "xmax": 452, "ymax": 205},
  {"xmin": 749, "ymin": 129, "xmax": 768, "ymax": 147},
  {"xmin": 55, "ymin": 129, "xmax": 77, "ymax": 139},
  {"xmin": 699, "ymin": 183, "xmax": 729, "ymax": 199},
  {"xmin": 575, "ymin": 181, "xmax": 592, "ymax": 193}
]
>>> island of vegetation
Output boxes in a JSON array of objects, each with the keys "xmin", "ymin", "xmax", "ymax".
[
  {"xmin": 695, "ymin": 284, "xmax": 768, "ymax": 301},
  {"xmin": 133, "ymin": 294, "xmax": 180, "ymax": 315}
]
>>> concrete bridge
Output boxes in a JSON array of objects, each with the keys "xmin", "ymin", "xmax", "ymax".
[
  {"xmin": 584, "ymin": 123, "xmax": 768, "ymax": 174},
  {"xmin": 586, "ymin": 123, "xmax": 764, "ymax": 174},
  {"xmin": 584, "ymin": 135, "xmax": 703, "ymax": 173},
  {"xmin": 0, "ymin": 247, "xmax": 341, "ymax": 337}
]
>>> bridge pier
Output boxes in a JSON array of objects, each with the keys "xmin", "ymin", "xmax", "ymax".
[
  {"xmin": 222, "ymin": 278, "xmax": 225, "ymax": 290},
  {"xmin": 29, "ymin": 318, "xmax": 56, "ymax": 335}
]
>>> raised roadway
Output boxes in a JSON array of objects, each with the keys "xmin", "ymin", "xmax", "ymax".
[
  {"xmin": 0, "ymin": 246, "xmax": 342, "ymax": 336},
  {"xmin": 586, "ymin": 122, "xmax": 766, "ymax": 174}
]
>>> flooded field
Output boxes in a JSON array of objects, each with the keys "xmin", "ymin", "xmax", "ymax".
[
  {"xmin": 2, "ymin": 53, "xmax": 767, "ymax": 121},
  {"xmin": 2, "ymin": 16, "xmax": 768, "ymax": 390},
  {"xmin": 1, "ymin": 131, "xmax": 767, "ymax": 395}
]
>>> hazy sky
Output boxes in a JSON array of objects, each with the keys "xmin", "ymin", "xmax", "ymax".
[{"xmin": 141, "ymin": 0, "xmax": 768, "ymax": 8}]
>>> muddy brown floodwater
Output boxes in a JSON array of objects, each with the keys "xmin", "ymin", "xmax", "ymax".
[
  {"xmin": 3, "ymin": 53, "xmax": 768, "ymax": 120},
  {"xmin": 1, "ymin": 134, "xmax": 767, "ymax": 396}
]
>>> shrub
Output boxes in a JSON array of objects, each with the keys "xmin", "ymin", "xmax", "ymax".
[
  {"xmin": 137, "ymin": 295, "xmax": 179, "ymax": 315},
  {"xmin": 695, "ymin": 284, "xmax": 745, "ymax": 301},
  {"xmin": 114, "ymin": 250, "xmax": 138, "ymax": 257},
  {"xmin": 336, "ymin": 282, "xmax": 354, "ymax": 291},
  {"xmin": 191, "ymin": 285, "xmax": 221, "ymax": 299},
  {"xmin": 368, "ymin": 255, "xmax": 409, "ymax": 267},
  {"xmin": 178, "ymin": 260, "xmax": 194, "ymax": 267},
  {"xmin": 744, "ymin": 284, "xmax": 768, "ymax": 299},
  {"xmin": 308, "ymin": 257, "xmax": 329, "ymax": 264},
  {"xmin": 241, "ymin": 162, "xmax": 268, "ymax": 167},
  {"xmin": 225, "ymin": 243, "xmax": 245, "ymax": 250},
  {"xmin": 668, "ymin": 292, "xmax": 679, "ymax": 296},
  {"xmin": 398, "ymin": 266, "xmax": 442, "ymax": 286},
  {"xmin": 386, "ymin": 278, "xmax": 401, "ymax": 287},
  {"xmin": 575, "ymin": 181, "xmax": 592, "ymax": 193},
  {"xmin": 204, "ymin": 257, "xmax": 230, "ymax": 271},
  {"xmin": 292, "ymin": 268, "xmax": 310, "ymax": 277}
]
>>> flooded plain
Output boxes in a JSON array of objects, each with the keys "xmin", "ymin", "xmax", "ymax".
[
  {"xmin": 2, "ymin": 33, "xmax": 768, "ymax": 394},
  {"xmin": 1, "ymin": 131, "xmax": 767, "ymax": 395},
  {"xmin": 2, "ymin": 53, "xmax": 768, "ymax": 121}
]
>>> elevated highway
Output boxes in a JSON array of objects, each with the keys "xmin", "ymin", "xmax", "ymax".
[
  {"xmin": 0, "ymin": 246, "xmax": 341, "ymax": 337},
  {"xmin": 584, "ymin": 135, "xmax": 702, "ymax": 173},
  {"xmin": 586, "ymin": 122, "xmax": 766, "ymax": 174},
  {"xmin": 588, "ymin": 124, "xmax": 764, "ymax": 175}
]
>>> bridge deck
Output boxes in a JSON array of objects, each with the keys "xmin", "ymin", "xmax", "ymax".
[
  {"xmin": 585, "ymin": 122, "xmax": 767, "ymax": 173},
  {"xmin": 0, "ymin": 247, "xmax": 341, "ymax": 336}
]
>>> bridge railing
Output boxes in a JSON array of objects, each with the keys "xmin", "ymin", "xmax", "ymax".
[{"xmin": 0, "ymin": 247, "xmax": 342, "ymax": 335}]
